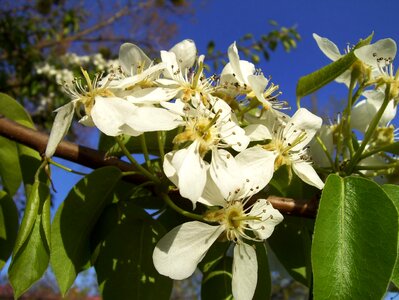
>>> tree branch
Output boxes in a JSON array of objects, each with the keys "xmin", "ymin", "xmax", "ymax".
[{"xmin": 0, "ymin": 115, "xmax": 318, "ymax": 218}]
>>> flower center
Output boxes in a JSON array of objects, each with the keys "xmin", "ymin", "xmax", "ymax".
[
  {"xmin": 204, "ymin": 200, "xmax": 261, "ymax": 243},
  {"xmin": 66, "ymin": 68, "xmax": 114, "ymax": 115},
  {"xmin": 262, "ymin": 127, "xmax": 307, "ymax": 170},
  {"xmin": 173, "ymin": 112, "xmax": 221, "ymax": 156}
]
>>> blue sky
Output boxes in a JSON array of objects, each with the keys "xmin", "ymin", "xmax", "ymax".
[{"xmin": 49, "ymin": 0, "xmax": 399, "ymax": 211}]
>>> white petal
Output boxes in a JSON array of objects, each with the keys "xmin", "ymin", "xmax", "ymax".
[
  {"xmin": 313, "ymin": 33, "xmax": 342, "ymax": 61},
  {"xmin": 163, "ymin": 149, "xmax": 187, "ymax": 187},
  {"xmin": 292, "ymin": 161, "xmax": 325, "ymax": 189},
  {"xmin": 177, "ymin": 141, "xmax": 208, "ymax": 204},
  {"xmin": 248, "ymin": 199, "xmax": 283, "ymax": 240},
  {"xmin": 351, "ymin": 99, "xmax": 377, "ymax": 132},
  {"xmin": 114, "ymin": 63, "xmax": 165, "ymax": 88},
  {"xmin": 169, "ymin": 39, "xmax": 197, "ymax": 71},
  {"xmin": 119, "ymin": 43, "xmax": 151, "ymax": 75},
  {"xmin": 78, "ymin": 115, "xmax": 95, "ymax": 127},
  {"xmin": 125, "ymin": 106, "xmax": 183, "ymax": 132},
  {"xmin": 153, "ymin": 222, "xmax": 225, "ymax": 280},
  {"xmin": 45, "ymin": 102, "xmax": 74, "ymax": 157},
  {"xmin": 380, "ymin": 100, "xmax": 397, "ymax": 125},
  {"xmin": 160, "ymin": 99, "xmax": 187, "ymax": 116},
  {"xmin": 247, "ymin": 74, "xmax": 269, "ymax": 103},
  {"xmin": 227, "ymin": 42, "xmax": 243, "ymax": 81},
  {"xmin": 209, "ymin": 149, "xmax": 241, "ymax": 199},
  {"xmin": 235, "ymin": 146, "xmax": 277, "ymax": 195},
  {"xmin": 160, "ymin": 50, "xmax": 183, "ymax": 80},
  {"xmin": 284, "ymin": 108, "xmax": 322, "ymax": 151},
  {"xmin": 220, "ymin": 63, "xmax": 236, "ymax": 85},
  {"xmin": 221, "ymin": 122, "xmax": 250, "ymax": 152},
  {"xmin": 91, "ymin": 97, "xmax": 140, "ymax": 136},
  {"xmin": 232, "ymin": 243, "xmax": 258, "ymax": 300},
  {"xmin": 238, "ymin": 60, "xmax": 256, "ymax": 84},
  {"xmin": 213, "ymin": 98, "xmax": 232, "ymax": 119},
  {"xmin": 244, "ymin": 124, "xmax": 272, "ymax": 141},
  {"xmin": 126, "ymin": 87, "xmax": 179, "ymax": 104},
  {"xmin": 198, "ymin": 172, "xmax": 227, "ymax": 207},
  {"xmin": 335, "ymin": 69, "xmax": 352, "ymax": 86},
  {"xmin": 354, "ymin": 38, "xmax": 397, "ymax": 68}
]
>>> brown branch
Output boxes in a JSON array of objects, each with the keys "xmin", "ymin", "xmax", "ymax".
[
  {"xmin": 0, "ymin": 116, "xmax": 146, "ymax": 183},
  {"xmin": 35, "ymin": 6, "xmax": 131, "ymax": 50},
  {"xmin": 0, "ymin": 116, "xmax": 318, "ymax": 217}
]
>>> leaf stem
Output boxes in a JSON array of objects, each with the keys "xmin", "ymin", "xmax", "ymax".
[
  {"xmin": 115, "ymin": 136, "xmax": 160, "ymax": 184},
  {"xmin": 345, "ymin": 84, "xmax": 391, "ymax": 174},
  {"xmin": 344, "ymin": 76, "xmax": 357, "ymax": 156},
  {"xmin": 157, "ymin": 131, "xmax": 165, "ymax": 163},
  {"xmin": 160, "ymin": 192, "xmax": 205, "ymax": 222},
  {"xmin": 140, "ymin": 133, "xmax": 152, "ymax": 170},
  {"xmin": 315, "ymin": 135, "xmax": 335, "ymax": 171},
  {"xmin": 48, "ymin": 158, "xmax": 88, "ymax": 176}
]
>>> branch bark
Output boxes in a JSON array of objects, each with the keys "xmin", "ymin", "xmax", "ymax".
[{"xmin": 0, "ymin": 116, "xmax": 318, "ymax": 217}]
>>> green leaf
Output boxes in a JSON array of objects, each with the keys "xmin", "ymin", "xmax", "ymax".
[
  {"xmin": 0, "ymin": 191, "xmax": 18, "ymax": 270},
  {"xmin": 0, "ymin": 137, "xmax": 22, "ymax": 196},
  {"xmin": 0, "ymin": 93, "xmax": 42, "ymax": 195},
  {"xmin": 381, "ymin": 184, "xmax": 399, "ymax": 288},
  {"xmin": 268, "ymin": 165, "xmax": 319, "ymax": 200},
  {"xmin": 93, "ymin": 201, "xmax": 173, "ymax": 300},
  {"xmin": 200, "ymin": 242, "xmax": 271, "ymax": 300},
  {"xmin": 0, "ymin": 93, "xmax": 35, "ymax": 129},
  {"xmin": 8, "ymin": 181, "xmax": 50, "ymax": 298},
  {"xmin": 268, "ymin": 216, "xmax": 313, "ymax": 286},
  {"xmin": 18, "ymin": 143, "xmax": 42, "ymax": 197},
  {"xmin": 201, "ymin": 255, "xmax": 233, "ymax": 300},
  {"xmin": 51, "ymin": 166, "xmax": 122, "ymax": 295},
  {"xmin": 253, "ymin": 243, "xmax": 271, "ymax": 300},
  {"xmin": 13, "ymin": 180, "xmax": 49, "ymax": 255},
  {"xmin": 312, "ymin": 174, "xmax": 398, "ymax": 299},
  {"xmin": 98, "ymin": 130, "xmax": 177, "ymax": 157},
  {"xmin": 296, "ymin": 33, "xmax": 373, "ymax": 98}
]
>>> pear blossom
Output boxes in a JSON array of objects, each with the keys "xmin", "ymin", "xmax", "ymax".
[
  {"xmin": 153, "ymin": 168, "xmax": 283, "ymax": 300},
  {"xmin": 354, "ymin": 38, "xmax": 399, "ymax": 100},
  {"xmin": 219, "ymin": 42, "xmax": 282, "ymax": 111},
  {"xmin": 219, "ymin": 42, "xmax": 255, "ymax": 96},
  {"xmin": 150, "ymin": 40, "xmax": 221, "ymax": 108},
  {"xmin": 351, "ymin": 90, "xmax": 397, "ymax": 133},
  {"xmin": 112, "ymin": 42, "xmax": 166, "ymax": 92},
  {"xmin": 163, "ymin": 99, "xmax": 250, "ymax": 204},
  {"xmin": 246, "ymin": 108, "xmax": 325, "ymax": 189},
  {"xmin": 45, "ymin": 69, "xmax": 120, "ymax": 157}
]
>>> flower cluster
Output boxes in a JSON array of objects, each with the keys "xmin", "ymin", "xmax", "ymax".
[
  {"xmin": 46, "ymin": 39, "xmax": 327, "ymax": 299},
  {"xmin": 311, "ymin": 34, "xmax": 399, "ymax": 181}
]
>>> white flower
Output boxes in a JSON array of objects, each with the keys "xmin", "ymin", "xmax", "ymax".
[
  {"xmin": 313, "ymin": 33, "xmax": 353, "ymax": 85},
  {"xmin": 354, "ymin": 38, "xmax": 399, "ymax": 100},
  {"xmin": 153, "ymin": 40, "xmax": 219, "ymax": 108},
  {"xmin": 111, "ymin": 42, "xmax": 167, "ymax": 99},
  {"xmin": 351, "ymin": 90, "xmax": 397, "ymax": 133},
  {"xmin": 163, "ymin": 99, "xmax": 250, "ymax": 204},
  {"xmin": 219, "ymin": 42, "xmax": 283, "ymax": 110},
  {"xmin": 219, "ymin": 42, "xmax": 256, "ymax": 96},
  {"xmin": 153, "ymin": 172, "xmax": 283, "ymax": 300},
  {"xmin": 354, "ymin": 38, "xmax": 397, "ymax": 71},
  {"xmin": 247, "ymin": 108, "xmax": 325, "ymax": 189}
]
